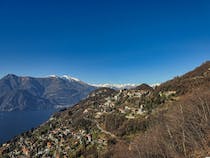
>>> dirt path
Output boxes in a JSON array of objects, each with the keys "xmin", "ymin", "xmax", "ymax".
[{"xmin": 84, "ymin": 117, "xmax": 117, "ymax": 138}]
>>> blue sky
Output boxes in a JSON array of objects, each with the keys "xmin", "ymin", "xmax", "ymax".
[{"xmin": 0, "ymin": 0, "xmax": 209, "ymax": 84}]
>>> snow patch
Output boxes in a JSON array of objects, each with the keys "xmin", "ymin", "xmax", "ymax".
[
  {"xmin": 91, "ymin": 83, "xmax": 160, "ymax": 90},
  {"xmin": 48, "ymin": 75, "xmax": 59, "ymax": 78},
  {"xmin": 91, "ymin": 83, "xmax": 138, "ymax": 90},
  {"xmin": 61, "ymin": 75, "xmax": 81, "ymax": 82}
]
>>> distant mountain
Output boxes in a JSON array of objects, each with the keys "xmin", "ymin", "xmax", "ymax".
[
  {"xmin": 91, "ymin": 83, "xmax": 159, "ymax": 90},
  {"xmin": 91, "ymin": 83, "xmax": 138, "ymax": 90},
  {"xmin": 0, "ymin": 74, "xmax": 96, "ymax": 111},
  {"xmin": 133, "ymin": 83, "xmax": 154, "ymax": 91}
]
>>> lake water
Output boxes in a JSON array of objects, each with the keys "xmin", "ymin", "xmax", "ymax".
[{"xmin": 0, "ymin": 110, "xmax": 56, "ymax": 145}]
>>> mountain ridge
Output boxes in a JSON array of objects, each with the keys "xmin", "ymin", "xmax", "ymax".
[
  {"xmin": 0, "ymin": 74, "xmax": 156, "ymax": 111},
  {"xmin": 0, "ymin": 74, "xmax": 96, "ymax": 111}
]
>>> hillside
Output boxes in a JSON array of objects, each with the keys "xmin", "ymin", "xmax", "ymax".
[
  {"xmin": 156, "ymin": 61, "xmax": 210, "ymax": 94},
  {"xmin": 0, "ymin": 74, "xmax": 96, "ymax": 111},
  {"xmin": 1, "ymin": 62, "xmax": 210, "ymax": 158}
]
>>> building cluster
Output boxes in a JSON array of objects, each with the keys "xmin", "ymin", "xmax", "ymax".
[
  {"xmin": 0, "ymin": 114, "xmax": 108, "ymax": 158},
  {"xmin": 1, "ymin": 86, "xmax": 172, "ymax": 157}
]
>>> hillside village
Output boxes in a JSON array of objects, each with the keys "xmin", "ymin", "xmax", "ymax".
[
  {"xmin": 0, "ymin": 82, "xmax": 176, "ymax": 158},
  {"xmin": 1, "ymin": 62, "xmax": 210, "ymax": 158}
]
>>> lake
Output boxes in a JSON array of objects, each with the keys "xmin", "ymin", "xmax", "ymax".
[{"xmin": 0, "ymin": 110, "xmax": 56, "ymax": 145}]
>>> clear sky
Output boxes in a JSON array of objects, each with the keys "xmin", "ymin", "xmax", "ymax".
[{"xmin": 0, "ymin": 0, "xmax": 209, "ymax": 84}]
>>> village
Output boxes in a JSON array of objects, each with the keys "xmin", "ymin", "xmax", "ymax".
[{"xmin": 0, "ymin": 86, "xmax": 176, "ymax": 158}]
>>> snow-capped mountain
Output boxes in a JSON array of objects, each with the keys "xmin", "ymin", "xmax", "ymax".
[
  {"xmin": 91, "ymin": 83, "xmax": 138, "ymax": 90},
  {"xmin": 61, "ymin": 75, "xmax": 81, "ymax": 82},
  {"xmin": 48, "ymin": 75, "xmax": 81, "ymax": 82},
  {"xmin": 48, "ymin": 75, "xmax": 160, "ymax": 89},
  {"xmin": 0, "ymin": 73, "xmax": 160, "ymax": 111},
  {"xmin": 91, "ymin": 83, "xmax": 160, "ymax": 90},
  {"xmin": 0, "ymin": 74, "xmax": 96, "ymax": 111}
]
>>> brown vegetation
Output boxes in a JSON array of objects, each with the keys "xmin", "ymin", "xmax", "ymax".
[
  {"xmin": 111, "ymin": 87, "xmax": 210, "ymax": 158},
  {"xmin": 156, "ymin": 61, "xmax": 210, "ymax": 95}
]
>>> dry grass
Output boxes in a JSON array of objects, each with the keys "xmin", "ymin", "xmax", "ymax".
[{"xmin": 111, "ymin": 87, "xmax": 210, "ymax": 158}]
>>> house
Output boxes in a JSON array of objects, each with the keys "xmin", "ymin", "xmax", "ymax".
[
  {"xmin": 95, "ymin": 112, "xmax": 103, "ymax": 118},
  {"xmin": 165, "ymin": 91, "xmax": 176, "ymax": 97},
  {"xmin": 47, "ymin": 142, "xmax": 52, "ymax": 149},
  {"xmin": 134, "ymin": 92, "xmax": 142, "ymax": 97},
  {"xmin": 114, "ymin": 95, "xmax": 119, "ymax": 101},
  {"xmin": 125, "ymin": 106, "xmax": 131, "ymax": 110},
  {"xmin": 83, "ymin": 109, "xmax": 88, "ymax": 114},
  {"xmin": 86, "ymin": 134, "xmax": 92, "ymax": 142},
  {"xmin": 119, "ymin": 108, "xmax": 125, "ymax": 114},
  {"xmin": 22, "ymin": 146, "xmax": 29, "ymax": 156},
  {"xmin": 55, "ymin": 152, "xmax": 60, "ymax": 158},
  {"xmin": 126, "ymin": 114, "xmax": 135, "ymax": 119},
  {"xmin": 136, "ymin": 108, "xmax": 143, "ymax": 115}
]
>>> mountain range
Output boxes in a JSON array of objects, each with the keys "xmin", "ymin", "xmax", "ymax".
[
  {"xmin": 0, "ymin": 73, "xmax": 155, "ymax": 111},
  {"xmin": 1, "ymin": 61, "xmax": 210, "ymax": 157},
  {"xmin": 91, "ymin": 83, "xmax": 138, "ymax": 90},
  {"xmin": 91, "ymin": 83, "xmax": 159, "ymax": 90},
  {"xmin": 0, "ymin": 74, "xmax": 96, "ymax": 111}
]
